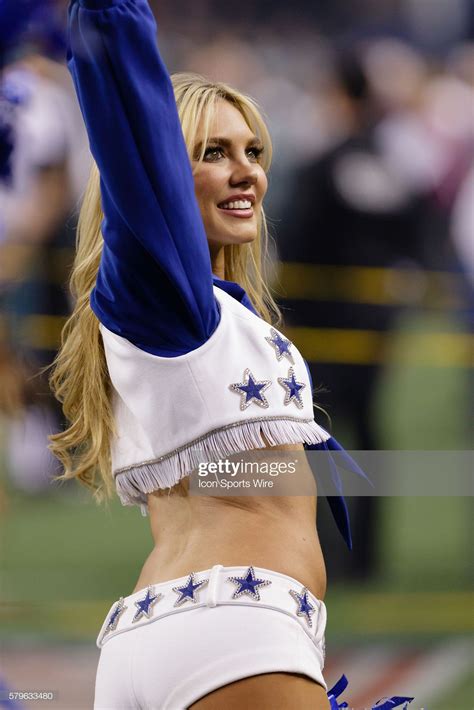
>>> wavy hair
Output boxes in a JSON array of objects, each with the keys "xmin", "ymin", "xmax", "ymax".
[{"xmin": 48, "ymin": 73, "xmax": 280, "ymax": 504}]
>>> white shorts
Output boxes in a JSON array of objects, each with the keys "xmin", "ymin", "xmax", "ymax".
[{"xmin": 94, "ymin": 564, "xmax": 327, "ymax": 709}]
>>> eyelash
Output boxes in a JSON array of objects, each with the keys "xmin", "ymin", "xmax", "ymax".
[{"xmin": 203, "ymin": 146, "xmax": 264, "ymax": 162}]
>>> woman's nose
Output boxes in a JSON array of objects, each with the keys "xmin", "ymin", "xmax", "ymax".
[{"xmin": 230, "ymin": 159, "xmax": 259, "ymax": 186}]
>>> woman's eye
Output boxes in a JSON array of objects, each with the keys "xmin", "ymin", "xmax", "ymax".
[
  {"xmin": 203, "ymin": 147, "xmax": 224, "ymax": 161},
  {"xmin": 200, "ymin": 145, "xmax": 264, "ymax": 162},
  {"xmin": 247, "ymin": 147, "xmax": 264, "ymax": 162}
]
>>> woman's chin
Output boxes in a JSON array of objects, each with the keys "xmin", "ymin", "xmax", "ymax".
[
  {"xmin": 224, "ymin": 228, "xmax": 257, "ymax": 246},
  {"xmin": 235, "ymin": 233, "xmax": 256, "ymax": 245},
  {"xmin": 207, "ymin": 225, "xmax": 257, "ymax": 252}
]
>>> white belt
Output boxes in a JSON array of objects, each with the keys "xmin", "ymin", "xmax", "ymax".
[{"xmin": 96, "ymin": 564, "xmax": 327, "ymax": 662}]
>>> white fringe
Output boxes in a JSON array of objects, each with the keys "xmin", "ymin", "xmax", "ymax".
[{"xmin": 114, "ymin": 417, "xmax": 330, "ymax": 511}]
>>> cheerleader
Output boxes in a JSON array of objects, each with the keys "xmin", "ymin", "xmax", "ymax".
[{"xmin": 50, "ymin": 1, "xmax": 414, "ymax": 708}]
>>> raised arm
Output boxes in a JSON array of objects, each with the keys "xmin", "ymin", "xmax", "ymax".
[{"xmin": 68, "ymin": 0, "xmax": 219, "ymax": 355}]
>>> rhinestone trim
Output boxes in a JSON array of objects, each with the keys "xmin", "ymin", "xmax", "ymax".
[{"xmin": 113, "ymin": 415, "xmax": 317, "ymax": 477}]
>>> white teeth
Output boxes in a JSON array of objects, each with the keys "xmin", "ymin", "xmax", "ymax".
[{"xmin": 220, "ymin": 200, "xmax": 252, "ymax": 210}]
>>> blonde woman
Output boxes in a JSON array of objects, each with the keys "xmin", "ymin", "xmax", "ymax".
[{"xmin": 50, "ymin": 1, "xmax": 413, "ymax": 709}]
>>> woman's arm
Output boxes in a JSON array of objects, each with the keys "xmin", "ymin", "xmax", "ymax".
[{"xmin": 68, "ymin": 0, "xmax": 219, "ymax": 355}]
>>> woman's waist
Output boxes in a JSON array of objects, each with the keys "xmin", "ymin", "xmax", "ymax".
[
  {"xmin": 148, "ymin": 490, "xmax": 318, "ymax": 546},
  {"xmin": 135, "ymin": 501, "xmax": 326, "ymax": 600}
]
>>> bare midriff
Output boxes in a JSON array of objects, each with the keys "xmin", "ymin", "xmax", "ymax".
[{"xmin": 131, "ymin": 442, "xmax": 327, "ymax": 601}]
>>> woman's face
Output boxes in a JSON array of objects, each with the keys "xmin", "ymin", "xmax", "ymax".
[{"xmin": 192, "ymin": 99, "xmax": 268, "ymax": 256}]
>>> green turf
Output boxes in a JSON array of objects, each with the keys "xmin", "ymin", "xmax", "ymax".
[
  {"xmin": 432, "ymin": 670, "xmax": 474, "ymax": 710},
  {"xmin": 1, "ymin": 487, "xmax": 151, "ymax": 603},
  {"xmin": 374, "ymin": 312, "xmax": 472, "ymax": 450}
]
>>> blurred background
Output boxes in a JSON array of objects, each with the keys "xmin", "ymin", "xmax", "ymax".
[{"xmin": 0, "ymin": 0, "xmax": 472, "ymax": 708}]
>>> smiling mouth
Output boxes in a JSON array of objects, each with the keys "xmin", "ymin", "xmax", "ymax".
[
  {"xmin": 218, "ymin": 199, "xmax": 253, "ymax": 210},
  {"xmin": 217, "ymin": 199, "xmax": 254, "ymax": 218}
]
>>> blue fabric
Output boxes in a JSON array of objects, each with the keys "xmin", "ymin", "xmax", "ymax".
[
  {"xmin": 306, "ymin": 440, "xmax": 353, "ymax": 550},
  {"xmin": 67, "ymin": 0, "xmax": 219, "ymax": 356},
  {"xmin": 0, "ymin": 0, "xmax": 37, "ymax": 51},
  {"xmin": 327, "ymin": 675, "xmax": 414, "ymax": 709},
  {"xmin": 0, "ymin": 0, "xmax": 66, "ymax": 65},
  {"xmin": 327, "ymin": 674, "xmax": 349, "ymax": 709},
  {"xmin": 305, "ymin": 436, "xmax": 373, "ymax": 550},
  {"xmin": 371, "ymin": 698, "xmax": 415, "ymax": 710},
  {"xmin": 212, "ymin": 274, "xmax": 259, "ymax": 316}
]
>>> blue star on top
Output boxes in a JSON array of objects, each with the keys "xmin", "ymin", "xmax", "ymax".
[
  {"xmin": 277, "ymin": 367, "xmax": 306, "ymax": 409},
  {"xmin": 289, "ymin": 586, "xmax": 316, "ymax": 627},
  {"xmin": 132, "ymin": 586, "xmax": 162, "ymax": 622},
  {"xmin": 172, "ymin": 572, "xmax": 209, "ymax": 607},
  {"xmin": 104, "ymin": 597, "xmax": 127, "ymax": 635},
  {"xmin": 227, "ymin": 566, "xmax": 272, "ymax": 601},
  {"xmin": 229, "ymin": 369, "xmax": 271, "ymax": 410},
  {"xmin": 265, "ymin": 328, "xmax": 294, "ymax": 363}
]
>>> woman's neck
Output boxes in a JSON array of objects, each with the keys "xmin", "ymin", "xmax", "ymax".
[{"xmin": 210, "ymin": 244, "xmax": 225, "ymax": 280}]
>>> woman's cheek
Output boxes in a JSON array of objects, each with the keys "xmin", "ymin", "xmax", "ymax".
[{"xmin": 197, "ymin": 179, "xmax": 213, "ymax": 204}]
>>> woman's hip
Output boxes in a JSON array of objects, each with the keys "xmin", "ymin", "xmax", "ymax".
[{"xmin": 94, "ymin": 563, "xmax": 327, "ymax": 710}]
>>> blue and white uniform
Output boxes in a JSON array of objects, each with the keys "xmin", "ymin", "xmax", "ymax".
[{"xmin": 67, "ymin": 2, "xmax": 414, "ymax": 708}]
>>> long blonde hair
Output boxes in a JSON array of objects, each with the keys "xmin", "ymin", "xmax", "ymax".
[{"xmin": 48, "ymin": 73, "xmax": 281, "ymax": 505}]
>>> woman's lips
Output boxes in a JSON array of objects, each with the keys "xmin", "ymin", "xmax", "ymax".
[{"xmin": 217, "ymin": 206, "xmax": 254, "ymax": 218}]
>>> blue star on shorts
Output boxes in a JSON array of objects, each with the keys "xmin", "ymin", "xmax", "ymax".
[
  {"xmin": 229, "ymin": 369, "xmax": 271, "ymax": 410},
  {"xmin": 265, "ymin": 328, "xmax": 294, "ymax": 363},
  {"xmin": 227, "ymin": 566, "xmax": 272, "ymax": 601},
  {"xmin": 277, "ymin": 367, "xmax": 306, "ymax": 409},
  {"xmin": 132, "ymin": 586, "xmax": 162, "ymax": 622},
  {"xmin": 104, "ymin": 597, "xmax": 127, "ymax": 635},
  {"xmin": 289, "ymin": 587, "xmax": 316, "ymax": 627},
  {"xmin": 172, "ymin": 572, "xmax": 209, "ymax": 607}
]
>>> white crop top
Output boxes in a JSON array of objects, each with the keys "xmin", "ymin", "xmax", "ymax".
[{"xmin": 100, "ymin": 286, "xmax": 330, "ymax": 513}]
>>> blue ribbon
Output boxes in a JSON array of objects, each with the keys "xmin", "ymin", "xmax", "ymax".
[
  {"xmin": 327, "ymin": 674, "xmax": 349, "ymax": 708},
  {"xmin": 305, "ymin": 436, "xmax": 373, "ymax": 550},
  {"xmin": 327, "ymin": 675, "xmax": 414, "ymax": 710},
  {"xmin": 371, "ymin": 697, "xmax": 415, "ymax": 710}
]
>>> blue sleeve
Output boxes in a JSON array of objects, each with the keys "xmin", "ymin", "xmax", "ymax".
[{"xmin": 67, "ymin": 0, "xmax": 220, "ymax": 355}]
